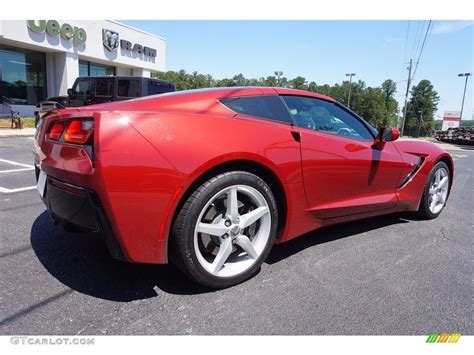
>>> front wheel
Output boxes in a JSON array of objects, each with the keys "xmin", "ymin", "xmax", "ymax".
[
  {"xmin": 171, "ymin": 171, "xmax": 278, "ymax": 288},
  {"xmin": 417, "ymin": 161, "xmax": 450, "ymax": 219}
]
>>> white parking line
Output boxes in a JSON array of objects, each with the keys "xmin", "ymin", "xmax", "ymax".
[
  {"xmin": 0, "ymin": 159, "xmax": 34, "ymax": 168},
  {"xmin": 0, "ymin": 159, "xmax": 37, "ymax": 193},
  {"xmin": 0, "ymin": 167, "xmax": 35, "ymax": 174},
  {"xmin": 0, "ymin": 186, "xmax": 37, "ymax": 193}
]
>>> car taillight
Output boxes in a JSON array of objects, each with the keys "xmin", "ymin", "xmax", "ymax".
[
  {"xmin": 64, "ymin": 119, "xmax": 94, "ymax": 145},
  {"xmin": 48, "ymin": 121, "xmax": 67, "ymax": 141}
]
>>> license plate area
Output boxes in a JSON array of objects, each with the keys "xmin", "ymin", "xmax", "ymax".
[{"xmin": 37, "ymin": 169, "xmax": 47, "ymax": 197}]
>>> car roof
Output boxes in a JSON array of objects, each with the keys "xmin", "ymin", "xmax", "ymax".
[
  {"xmin": 79, "ymin": 86, "xmax": 336, "ymax": 114},
  {"xmin": 131, "ymin": 86, "xmax": 336, "ymax": 102},
  {"xmin": 76, "ymin": 76, "xmax": 173, "ymax": 83}
]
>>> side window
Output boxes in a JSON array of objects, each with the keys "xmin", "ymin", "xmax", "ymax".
[
  {"xmin": 74, "ymin": 80, "xmax": 92, "ymax": 97},
  {"xmin": 95, "ymin": 78, "xmax": 113, "ymax": 97},
  {"xmin": 220, "ymin": 95, "xmax": 293, "ymax": 124},
  {"xmin": 117, "ymin": 79, "xmax": 140, "ymax": 98},
  {"xmin": 147, "ymin": 81, "xmax": 173, "ymax": 95},
  {"xmin": 281, "ymin": 95, "xmax": 373, "ymax": 140}
]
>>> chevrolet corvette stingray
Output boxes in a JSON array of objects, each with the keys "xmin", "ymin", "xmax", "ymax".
[{"xmin": 33, "ymin": 87, "xmax": 453, "ymax": 288}]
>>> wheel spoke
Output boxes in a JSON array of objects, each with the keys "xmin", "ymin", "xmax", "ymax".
[
  {"xmin": 438, "ymin": 193, "xmax": 446, "ymax": 205},
  {"xmin": 429, "ymin": 186, "xmax": 437, "ymax": 195},
  {"xmin": 240, "ymin": 206, "xmax": 269, "ymax": 228},
  {"xmin": 197, "ymin": 222, "xmax": 228, "ymax": 237},
  {"xmin": 227, "ymin": 187, "xmax": 239, "ymax": 220},
  {"xmin": 438, "ymin": 176, "xmax": 448, "ymax": 190},
  {"xmin": 211, "ymin": 237, "xmax": 233, "ymax": 273},
  {"xmin": 435, "ymin": 170, "xmax": 441, "ymax": 185},
  {"xmin": 235, "ymin": 235, "xmax": 258, "ymax": 259},
  {"xmin": 430, "ymin": 194, "xmax": 438, "ymax": 210}
]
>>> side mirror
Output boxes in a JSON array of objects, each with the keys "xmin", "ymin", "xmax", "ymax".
[
  {"xmin": 372, "ymin": 127, "xmax": 400, "ymax": 150},
  {"xmin": 67, "ymin": 88, "xmax": 73, "ymax": 98}
]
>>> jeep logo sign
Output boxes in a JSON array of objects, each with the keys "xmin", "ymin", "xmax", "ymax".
[{"xmin": 27, "ymin": 20, "xmax": 87, "ymax": 46}]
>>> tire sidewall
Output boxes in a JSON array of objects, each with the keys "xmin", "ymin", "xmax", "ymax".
[
  {"xmin": 420, "ymin": 161, "xmax": 450, "ymax": 219},
  {"xmin": 177, "ymin": 171, "xmax": 278, "ymax": 289}
]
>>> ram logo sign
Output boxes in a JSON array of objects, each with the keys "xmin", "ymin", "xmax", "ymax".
[
  {"xmin": 101, "ymin": 28, "xmax": 157, "ymax": 59},
  {"xmin": 102, "ymin": 29, "xmax": 119, "ymax": 52}
]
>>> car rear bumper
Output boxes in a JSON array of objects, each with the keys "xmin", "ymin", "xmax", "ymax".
[{"xmin": 39, "ymin": 172, "xmax": 128, "ymax": 262}]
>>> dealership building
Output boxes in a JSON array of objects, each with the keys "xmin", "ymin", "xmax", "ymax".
[{"xmin": 0, "ymin": 20, "xmax": 166, "ymax": 115}]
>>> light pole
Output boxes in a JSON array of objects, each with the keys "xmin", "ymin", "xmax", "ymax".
[
  {"xmin": 345, "ymin": 73, "xmax": 356, "ymax": 108},
  {"xmin": 274, "ymin": 71, "xmax": 283, "ymax": 87},
  {"xmin": 458, "ymin": 73, "xmax": 472, "ymax": 120}
]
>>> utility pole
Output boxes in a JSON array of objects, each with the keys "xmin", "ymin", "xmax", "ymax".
[
  {"xmin": 345, "ymin": 73, "xmax": 356, "ymax": 108},
  {"xmin": 417, "ymin": 111, "xmax": 423, "ymax": 137},
  {"xmin": 274, "ymin": 71, "xmax": 283, "ymax": 87},
  {"xmin": 458, "ymin": 73, "xmax": 472, "ymax": 120},
  {"xmin": 400, "ymin": 59, "xmax": 413, "ymax": 136}
]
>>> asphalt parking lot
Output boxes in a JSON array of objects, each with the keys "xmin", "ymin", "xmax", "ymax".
[{"xmin": 0, "ymin": 136, "xmax": 472, "ymax": 335}]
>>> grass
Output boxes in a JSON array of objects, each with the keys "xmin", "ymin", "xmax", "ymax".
[{"xmin": 0, "ymin": 116, "xmax": 35, "ymax": 129}]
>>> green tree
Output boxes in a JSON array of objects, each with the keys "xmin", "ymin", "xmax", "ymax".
[
  {"xmin": 289, "ymin": 76, "xmax": 307, "ymax": 90},
  {"xmin": 404, "ymin": 80, "xmax": 440, "ymax": 136},
  {"xmin": 381, "ymin": 79, "xmax": 399, "ymax": 126}
]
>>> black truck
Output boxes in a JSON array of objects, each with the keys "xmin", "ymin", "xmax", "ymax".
[{"xmin": 47, "ymin": 76, "xmax": 176, "ymax": 107}]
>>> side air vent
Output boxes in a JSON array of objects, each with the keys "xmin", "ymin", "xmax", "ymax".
[{"xmin": 398, "ymin": 157, "xmax": 425, "ymax": 188}]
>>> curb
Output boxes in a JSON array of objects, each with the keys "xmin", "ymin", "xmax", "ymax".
[{"xmin": 0, "ymin": 128, "xmax": 36, "ymax": 138}]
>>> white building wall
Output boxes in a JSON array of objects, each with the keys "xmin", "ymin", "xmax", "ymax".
[
  {"xmin": 0, "ymin": 20, "xmax": 166, "ymax": 73},
  {"xmin": 0, "ymin": 20, "xmax": 167, "ymax": 115}
]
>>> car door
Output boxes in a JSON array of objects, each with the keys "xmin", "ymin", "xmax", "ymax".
[
  {"xmin": 93, "ymin": 77, "xmax": 114, "ymax": 104},
  {"xmin": 281, "ymin": 95, "xmax": 408, "ymax": 219},
  {"xmin": 69, "ymin": 78, "xmax": 93, "ymax": 107}
]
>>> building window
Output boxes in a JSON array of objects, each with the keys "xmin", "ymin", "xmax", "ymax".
[
  {"xmin": 0, "ymin": 45, "xmax": 47, "ymax": 105},
  {"xmin": 79, "ymin": 60, "xmax": 115, "ymax": 77}
]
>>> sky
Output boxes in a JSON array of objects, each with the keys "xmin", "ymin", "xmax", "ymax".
[{"xmin": 122, "ymin": 20, "xmax": 473, "ymax": 120}]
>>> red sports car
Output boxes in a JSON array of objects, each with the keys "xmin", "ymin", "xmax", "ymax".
[{"xmin": 33, "ymin": 87, "xmax": 453, "ymax": 288}]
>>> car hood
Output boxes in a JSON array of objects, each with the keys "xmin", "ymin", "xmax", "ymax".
[{"xmin": 392, "ymin": 139, "xmax": 451, "ymax": 165}]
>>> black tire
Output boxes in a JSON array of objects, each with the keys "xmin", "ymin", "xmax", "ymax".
[
  {"xmin": 170, "ymin": 171, "xmax": 278, "ymax": 289},
  {"xmin": 417, "ymin": 161, "xmax": 450, "ymax": 220}
]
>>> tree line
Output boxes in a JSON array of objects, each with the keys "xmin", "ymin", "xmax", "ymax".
[{"xmin": 152, "ymin": 70, "xmax": 440, "ymax": 135}]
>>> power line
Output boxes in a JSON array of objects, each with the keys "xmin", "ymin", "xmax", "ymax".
[
  {"xmin": 410, "ymin": 21, "xmax": 422, "ymax": 60},
  {"xmin": 402, "ymin": 21, "xmax": 410, "ymax": 65},
  {"xmin": 412, "ymin": 20, "xmax": 433, "ymax": 81},
  {"xmin": 413, "ymin": 21, "xmax": 426, "ymax": 62}
]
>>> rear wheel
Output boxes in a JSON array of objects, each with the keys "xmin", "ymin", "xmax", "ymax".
[
  {"xmin": 417, "ymin": 162, "xmax": 450, "ymax": 219},
  {"xmin": 171, "ymin": 171, "xmax": 278, "ymax": 289}
]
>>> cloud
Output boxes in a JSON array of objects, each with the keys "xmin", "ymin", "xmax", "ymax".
[{"xmin": 431, "ymin": 20, "xmax": 473, "ymax": 34}]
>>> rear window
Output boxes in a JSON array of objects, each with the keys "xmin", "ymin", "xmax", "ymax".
[
  {"xmin": 96, "ymin": 78, "xmax": 113, "ymax": 97},
  {"xmin": 148, "ymin": 80, "xmax": 174, "ymax": 95},
  {"xmin": 220, "ymin": 95, "xmax": 293, "ymax": 124},
  {"xmin": 117, "ymin": 79, "xmax": 140, "ymax": 98}
]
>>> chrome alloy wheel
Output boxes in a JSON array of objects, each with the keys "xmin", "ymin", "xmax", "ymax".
[
  {"xmin": 193, "ymin": 185, "xmax": 271, "ymax": 278},
  {"xmin": 428, "ymin": 167, "xmax": 449, "ymax": 214}
]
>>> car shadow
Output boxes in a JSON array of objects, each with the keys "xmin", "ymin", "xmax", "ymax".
[
  {"xmin": 30, "ymin": 212, "xmax": 211, "ymax": 301},
  {"xmin": 31, "ymin": 211, "xmax": 415, "ymax": 301},
  {"xmin": 266, "ymin": 213, "xmax": 413, "ymax": 264}
]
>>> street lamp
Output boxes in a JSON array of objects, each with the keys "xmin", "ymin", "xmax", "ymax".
[
  {"xmin": 345, "ymin": 73, "xmax": 356, "ymax": 108},
  {"xmin": 458, "ymin": 73, "xmax": 472, "ymax": 120},
  {"xmin": 274, "ymin": 71, "xmax": 283, "ymax": 86}
]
